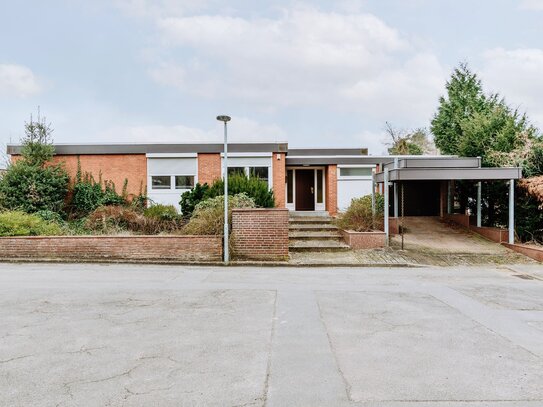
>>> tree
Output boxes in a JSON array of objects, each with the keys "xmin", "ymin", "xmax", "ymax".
[
  {"xmin": 431, "ymin": 62, "xmax": 492, "ymax": 155},
  {"xmin": 385, "ymin": 122, "xmax": 435, "ymax": 155},
  {"xmin": 0, "ymin": 110, "xmax": 69, "ymax": 214}
]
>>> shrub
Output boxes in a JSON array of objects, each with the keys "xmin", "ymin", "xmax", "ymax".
[
  {"xmin": 144, "ymin": 204, "xmax": 179, "ymax": 221},
  {"xmin": 0, "ymin": 211, "xmax": 63, "ymax": 236},
  {"xmin": 335, "ymin": 194, "xmax": 384, "ymax": 232},
  {"xmin": 71, "ymin": 166, "xmax": 127, "ymax": 216},
  {"xmin": 35, "ymin": 209, "xmax": 64, "ymax": 223},
  {"xmin": 204, "ymin": 174, "xmax": 275, "ymax": 208},
  {"xmin": 180, "ymin": 183, "xmax": 210, "ymax": 217},
  {"xmin": 183, "ymin": 193, "xmax": 256, "ymax": 235},
  {"xmin": 0, "ymin": 161, "xmax": 69, "ymax": 214},
  {"xmin": 86, "ymin": 205, "xmax": 184, "ymax": 235}
]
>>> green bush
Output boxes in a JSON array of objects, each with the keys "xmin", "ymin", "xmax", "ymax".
[
  {"xmin": 204, "ymin": 174, "xmax": 274, "ymax": 208},
  {"xmin": 180, "ymin": 183, "xmax": 210, "ymax": 217},
  {"xmin": 0, "ymin": 211, "xmax": 63, "ymax": 236},
  {"xmin": 335, "ymin": 194, "xmax": 384, "ymax": 232},
  {"xmin": 71, "ymin": 169, "xmax": 127, "ymax": 216},
  {"xmin": 144, "ymin": 204, "xmax": 179, "ymax": 221},
  {"xmin": 183, "ymin": 193, "xmax": 256, "ymax": 235},
  {"xmin": 0, "ymin": 161, "xmax": 69, "ymax": 214}
]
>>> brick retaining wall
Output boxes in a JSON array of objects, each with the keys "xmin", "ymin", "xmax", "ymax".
[
  {"xmin": 231, "ymin": 208, "xmax": 289, "ymax": 261},
  {"xmin": 340, "ymin": 230, "xmax": 385, "ymax": 249},
  {"xmin": 444, "ymin": 213, "xmax": 508, "ymax": 243},
  {"xmin": 0, "ymin": 235, "xmax": 222, "ymax": 263},
  {"xmin": 502, "ymin": 243, "xmax": 543, "ymax": 262}
]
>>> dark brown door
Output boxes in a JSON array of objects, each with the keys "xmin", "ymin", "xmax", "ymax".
[{"xmin": 295, "ymin": 169, "xmax": 315, "ymax": 211}]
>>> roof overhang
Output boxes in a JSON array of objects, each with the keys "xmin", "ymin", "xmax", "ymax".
[
  {"xmin": 286, "ymin": 156, "xmax": 385, "ymax": 166},
  {"xmin": 375, "ymin": 167, "xmax": 522, "ymax": 183},
  {"xmin": 7, "ymin": 142, "xmax": 289, "ymax": 155}
]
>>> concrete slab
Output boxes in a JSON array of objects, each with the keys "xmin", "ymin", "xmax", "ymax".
[{"xmin": 317, "ymin": 290, "xmax": 543, "ymax": 403}]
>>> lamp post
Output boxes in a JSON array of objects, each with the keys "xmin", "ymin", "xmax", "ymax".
[{"xmin": 217, "ymin": 115, "xmax": 231, "ymax": 264}]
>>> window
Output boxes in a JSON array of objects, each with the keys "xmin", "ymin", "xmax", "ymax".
[
  {"xmin": 339, "ymin": 167, "xmax": 372, "ymax": 177},
  {"xmin": 249, "ymin": 167, "xmax": 269, "ymax": 182},
  {"xmin": 175, "ymin": 175, "xmax": 195, "ymax": 189},
  {"xmin": 287, "ymin": 170, "xmax": 294, "ymax": 203},
  {"xmin": 228, "ymin": 167, "xmax": 245, "ymax": 177},
  {"xmin": 151, "ymin": 176, "xmax": 171, "ymax": 189},
  {"xmin": 316, "ymin": 169, "xmax": 323, "ymax": 203}
]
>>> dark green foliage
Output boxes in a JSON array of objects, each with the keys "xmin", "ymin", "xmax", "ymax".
[
  {"xmin": 514, "ymin": 189, "xmax": 543, "ymax": 244},
  {"xmin": 71, "ymin": 161, "xmax": 127, "ymax": 216},
  {"xmin": 204, "ymin": 173, "xmax": 275, "ymax": 208},
  {"xmin": 0, "ymin": 211, "xmax": 63, "ymax": 236},
  {"xmin": 0, "ymin": 160, "xmax": 69, "ymax": 213},
  {"xmin": 180, "ymin": 183, "xmax": 209, "ymax": 217},
  {"xmin": 35, "ymin": 209, "xmax": 64, "ymax": 223},
  {"xmin": 0, "ymin": 110, "xmax": 69, "ymax": 214}
]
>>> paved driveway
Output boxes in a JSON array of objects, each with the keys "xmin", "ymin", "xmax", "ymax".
[{"xmin": 1, "ymin": 262, "xmax": 543, "ymax": 406}]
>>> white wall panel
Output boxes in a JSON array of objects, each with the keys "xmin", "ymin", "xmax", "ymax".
[{"xmin": 337, "ymin": 179, "xmax": 372, "ymax": 211}]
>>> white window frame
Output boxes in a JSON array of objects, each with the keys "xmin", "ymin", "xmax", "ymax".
[
  {"xmin": 285, "ymin": 167, "xmax": 326, "ymax": 212},
  {"xmin": 222, "ymin": 165, "xmax": 272, "ymax": 189},
  {"xmin": 337, "ymin": 165, "xmax": 374, "ymax": 180},
  {"xmin": 149, "ymin": 174, "xmax": 197, "ymax": 193}
]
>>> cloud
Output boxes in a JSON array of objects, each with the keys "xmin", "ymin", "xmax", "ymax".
[
  {"xmin": 0, "ymin": 64, "xmax": 42, "ymax": 98},
  {"xmin": 482, "ymin": 47, "xmax": 543, "ymax": 128},
  {"xmin": 147, "ymin": 7, "xmax": 445, "ymax": 125},
  {"xmin": 93, "ymin": 117, "xmax": 286, "ymax": 143},
  {"xmin": 519, "ymin": 0, "xmax": 543, "ymax": 10}
]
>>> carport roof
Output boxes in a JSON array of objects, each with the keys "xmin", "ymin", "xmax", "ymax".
[{"xmin": 375, "ymin": 166, "xmax": 522, "ymax": 182}]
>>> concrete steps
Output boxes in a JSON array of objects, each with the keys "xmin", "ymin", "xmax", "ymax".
[{"xmin": 288, "ymin": 214, "xmax": 350, "ymax": 253}]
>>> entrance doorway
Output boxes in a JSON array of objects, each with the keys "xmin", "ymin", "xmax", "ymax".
[{"xmin": 295, "ymin": 169, "xmax": 315, "ymax": 211}]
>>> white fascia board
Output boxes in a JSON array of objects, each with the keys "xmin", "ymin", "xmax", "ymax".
[
  {"xmin": 220, "ymin": 152, "xmax": 272, "ymax": 157},
  {"xmin": 146, "ymin": 153, "xmax": 197, "ymax": 158}
]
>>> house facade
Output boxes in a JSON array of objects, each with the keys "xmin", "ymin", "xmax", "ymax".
[{"xmin": 7, "ymin": 142, "xmax": 384, "ymax": 214}]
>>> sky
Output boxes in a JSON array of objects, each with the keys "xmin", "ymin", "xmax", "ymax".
[{"xmin": 1, "ymin": 0, "xmax": 543, "ymax": 159}]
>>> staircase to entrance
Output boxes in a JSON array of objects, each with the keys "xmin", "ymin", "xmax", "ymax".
[{"xmin": 288, "ymin": 212, "xmax": 350, "ymax": 252}]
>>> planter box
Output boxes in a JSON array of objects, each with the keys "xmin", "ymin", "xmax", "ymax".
[
  {"xmin": 502, "ymin": 243, "xmax": 543, "ymax": 262},
  {"xmin": 0, "ymin": 235, "xmax": 222, "ymax": 263},
  {"xmin": 340, "ymin": 230, "xmax": 386, "ymax": 249}
]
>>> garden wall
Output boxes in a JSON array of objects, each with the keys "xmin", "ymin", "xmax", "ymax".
[
  {"xmin": 0, "ymin": 235, "xmax": 222, "ymax": 263},
  {"xmin": 444, "ymin": 213, "xmax": 508, "ymax": 243},
  {"xmin": 502, "ymin": 243, "xmax": 543, "ymax": 262},
  {"xmin": 231, "ymin": 208, "xmax": 289, "ymax": 261}
]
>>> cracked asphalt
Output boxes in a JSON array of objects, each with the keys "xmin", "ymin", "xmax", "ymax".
[{"xmin": 1, "ymin": 262, "xmax": 543, "ymax": 406}]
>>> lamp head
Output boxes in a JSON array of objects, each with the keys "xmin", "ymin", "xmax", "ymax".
[{"xmin": 216, "ymin": 115, "xmax": 231, "ymax": 123}]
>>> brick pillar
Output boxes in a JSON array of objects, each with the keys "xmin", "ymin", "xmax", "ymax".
[
  {"xmin": 197, "ymin": 153, "xmax": 221, "ymax": 185},
  {"xmin": 272, "ymin": 152, "xmax": 286, "ymax": 208},
  {"xmin": 326, "ymin": 164, "xmax": 338, "ymax": 216}
]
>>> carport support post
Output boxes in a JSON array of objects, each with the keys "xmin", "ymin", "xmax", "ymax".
[
  {"xmin": 371, "ymin": 171, "xmax": 375, "ymax": 216},
  {"xmin": 447, "ymin": 181, "xmax": 452, "ymax": 214},
  {"xmin": 509, "ymin": 179, "xmax": 515, "ymax": 244},
  {"xmin": 476, "ymin": 181, "xmax": 482, "ymax": 228},
  {"xmin": 393, "ymin": 158, "xmax": 399, "ymax": 218},
  {"xmin": 384, "ymin": 168, "xmax": 389, "ymax": 246}
]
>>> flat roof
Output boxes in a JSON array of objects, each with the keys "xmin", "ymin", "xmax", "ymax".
[
  {"xmin": 375, "ymin": 167, "xmax": 522, "ymax": 182},
  {"xmin": 6, "ymin": 142, "xmax": 289, "ymax": 155}
]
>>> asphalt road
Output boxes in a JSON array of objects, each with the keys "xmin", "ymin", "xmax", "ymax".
[{"xmin": 1, "ymin": 262, "xmax": 543, "ymax": 406}]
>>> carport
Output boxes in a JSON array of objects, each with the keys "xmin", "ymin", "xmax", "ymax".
[{"xmin": 374, "ymin": 157, "xmax": 523, "ymax": 245}]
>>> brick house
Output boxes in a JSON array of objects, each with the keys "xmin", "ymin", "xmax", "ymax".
[{"xmin": 7, "ymin": 143, "xmax": 383, "ymax": 215}]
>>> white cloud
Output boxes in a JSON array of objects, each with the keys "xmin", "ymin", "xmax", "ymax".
[
  {"xmin": 93, "ymin": 117, "xmax": 286, "ymax": 143},
  {"xmin": 0, "ymin": 64, "xmax": 42, "ymax": 98},
  {"xmin": 519, "ymin": 0, "xmax": 543, "ymax": 10},
  {"xmin": 147, "ymin": 7, "xmax": 445, "ymax": 125},
  {"xmin": 482, "ymin": 47, "xmax": 543, "ymax": 128}
]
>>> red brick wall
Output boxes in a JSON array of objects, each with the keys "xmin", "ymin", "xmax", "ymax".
[
  {"xmin": 198, "ymin": 153, "xmax": 221, "ymax": 185},
  {"xmin": 272, "ymin": 153, "xmax": 286, "ymax": 208},
  {"xmin": 341, "ymin": 230, "xmax": 385, "ymax": 249},
  {"xmin": 326, "ymin": 165, "xmax": 338, "ymax": 216},
  {"xmin": 0, "ymin": 235, "xmax": 222, "ymax": 263},
  {"xmin": 12, "ymin": 154, "xmax": 147, "ymax": 198},
  {"xmin": 231, "ymin": 208, "xmax": 289, "ymax": 260},
  {"xmin": 502, "ymin": 243, "xmax": 543, "ymax": 262}
]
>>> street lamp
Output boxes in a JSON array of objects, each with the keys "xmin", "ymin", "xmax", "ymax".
[{"xmin": 217, "ymin": 115, "xmax": 231, "ymax": 264}]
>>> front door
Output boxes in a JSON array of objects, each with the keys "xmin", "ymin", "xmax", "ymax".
[{"xmin": 295, "ymin": 169, "xmax": 315, "ymax": 211}]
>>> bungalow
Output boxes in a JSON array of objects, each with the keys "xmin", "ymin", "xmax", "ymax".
[{"xmin": 7, "ymin": 142, "xmax": 381, "ymax": 214}]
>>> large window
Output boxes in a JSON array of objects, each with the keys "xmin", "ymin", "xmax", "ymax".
[
  {"xmin": 151, "ymin": 176, "xmax": 171, "ymax": 190},
  {"xmin": 227, "ymin": 166, "xmax": 270, "ymax": 186},
  {"xmin": 151, "ymin": 175, "xmax": 195, "ymax": 190},
  {"xmin": 175, "ymin": 175, "xmax": 195, "ymax": 189},
  {"xmin": 339, "ymin": 167, "xmax": 372, "ymax": 177}
]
